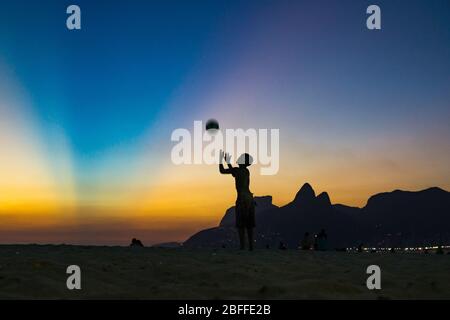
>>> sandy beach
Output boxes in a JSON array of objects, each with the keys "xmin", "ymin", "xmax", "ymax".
[{"xmin": 0, "ymin": 245, "xmax": 449, "ymax": 299}]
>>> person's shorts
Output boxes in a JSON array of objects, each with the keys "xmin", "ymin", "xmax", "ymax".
[{"xmin": 235, "ymin": 193, "xmax": 255, "ymax": 228}]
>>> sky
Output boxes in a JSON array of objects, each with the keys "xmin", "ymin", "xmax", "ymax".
[{"xmin": 0, "ymin": 0, "xmax": 449, "ymax": 245}]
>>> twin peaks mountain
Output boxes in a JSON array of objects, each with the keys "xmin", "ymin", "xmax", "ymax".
[{"xmin": 184, "ymin": 183, "xmax": 450, "ymax": 249}]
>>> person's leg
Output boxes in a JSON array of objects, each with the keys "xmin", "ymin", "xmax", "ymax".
[
  {"xmin": 246, "ymin": 197, "xmax": 255, "ymax": 251},
  {"xmin": 247, "ymin": 228, "xmax": 254, "ymax": 251},
  {"xmin": 238, "ymin": 227, "xmax": 245, "ymax": 250}
]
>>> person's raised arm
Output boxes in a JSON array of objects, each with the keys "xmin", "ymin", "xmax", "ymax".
[{"xmin": 219, "ymin": 150, "xmax": 233, "ymax": 174}]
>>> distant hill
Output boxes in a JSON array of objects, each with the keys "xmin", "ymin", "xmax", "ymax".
[
  {"xmin": 184, "ymin": 183, "xmax": 450, "ymax": 249},
  {"xmin": 360, "ymin": 187, "xmax": 450, "ymax": 247},
  {"xmin": 152, "ymin": 242, "xmax": 183, "ymax": 248},
  {"xmin": 219, "ymin": 196, "xmax": 277, "ymax": 227},
  {"xmin": 185, "ymin": 196, "xmax": 278, "ymax": 248}
]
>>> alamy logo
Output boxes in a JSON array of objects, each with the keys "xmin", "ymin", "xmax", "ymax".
[
  {"xmin": 366, "ymin": 5, "xmax": 381, "ymax": 30},
  {"xmin": 366, "ymin": 265, "xmax": 381, "ymax": 290},
  {"xmin": 171, "ymin": 121, "xmax": 280, "ymax": 175},
  {"xmin": 66, "ymin": 5, "xmax": 81, "ymax": 30},
  {"xmin": 66, "ymin": 265, "xmax": 81, "ymax": 290}
]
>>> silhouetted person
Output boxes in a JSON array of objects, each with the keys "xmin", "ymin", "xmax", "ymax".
[
  {"xmin": 278, "ymin": 241, "xmax": 287, "ymax": 250},
  {"xmin": 219, "ymin": 150, "xmax": 255, "ymax": 251},
  {"xmin": 436, "ymin": 245, "xmax": 444, "ymax": 255},
  {"xmin": 130, "ymin": 238, "xmax": 144, "ymax": 247},
  {"xmin": 300, "ymin": 232, "xmax": 312, "ymax": 250},
  {"xmin": 317, "ymin": 229, "xmax": 328, "ymax": 251},
  {"xmin": 357, "ymin": 243, "xmax": 364, "ymax": 253}
]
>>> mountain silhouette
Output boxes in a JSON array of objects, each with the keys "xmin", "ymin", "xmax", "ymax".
[
  {"xmin": 292, "ymin": 182, "xmax": 316, "ymax": 206},
  {"xmin": 219, "ymin": 196, "xmax": 277, "ymax": 227},
  {"xmin": 184, "ymin": 183, "xmax": 450, "ymax": 249},
  {"xmin": 360, "ymin": 187, "xmax": 450, "ymax": 247},
  {"xmin": 185, "ymin": 196, "xmax": 278, "ymax": 248}
]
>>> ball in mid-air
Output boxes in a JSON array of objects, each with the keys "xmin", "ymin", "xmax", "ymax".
[{"xmin": 205, "ymin": 119, "xmax": 219, "ymax": 134}]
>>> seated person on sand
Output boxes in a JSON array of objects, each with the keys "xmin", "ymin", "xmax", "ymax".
[
  {"xmin": 130, "ymin": 238, "xmax": 144, "ymax": 247},
  {"xmin": 219, "ymin": 150, "xmax": 255, "ymax": 251}
]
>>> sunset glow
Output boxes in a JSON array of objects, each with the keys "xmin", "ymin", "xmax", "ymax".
[{"xmin": 0, "ymin": 0, "xmax": 449, "ymax": 245}]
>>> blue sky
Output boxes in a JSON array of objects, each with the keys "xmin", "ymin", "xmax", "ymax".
[{"xmin": 1, "ymin": 0, "xmax": 449, "ymax": 154}]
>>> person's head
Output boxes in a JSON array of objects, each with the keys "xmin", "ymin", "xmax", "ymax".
[{"xmin": 237, "ymin": 153, "xmax": 253, "ymax": 168}]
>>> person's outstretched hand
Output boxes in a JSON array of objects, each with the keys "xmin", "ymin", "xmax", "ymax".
[{"xmin": 224, "ymin": 152, "xmax": 232, "ymax": 164}]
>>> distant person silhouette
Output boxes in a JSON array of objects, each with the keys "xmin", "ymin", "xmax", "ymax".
[
  {"xmin": 278, "ymin": 241, "xmax": 287, "ymax": 250},
  {"xmin": 357, "ymin": 243, "xmax": 364, "ymax": 253},
  {"xmin": 300, "ymin": 232, "xmax": 312, "ymax": 250},
  {"xmin": 130, "ymin": 238, "xmax": 144, "ymax": 247},
  {"xmin": 219, "ymin": 150, "xmax": 255, "ymax": 251},
  {"xmin": 317, "ymin": 229, "xmax": 328, "ymax": 251}
]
